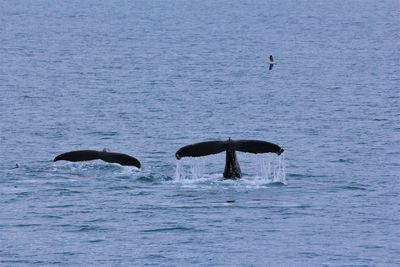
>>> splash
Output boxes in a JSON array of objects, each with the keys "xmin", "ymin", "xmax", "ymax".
[
  {"xmin": 253, "ymin": 153, "xmax": 287, "ymax": 185},
  {"xmin": 174, "ymin": 154, "xmax": 287, "ymax": 185},
  {"xmin": 175, "ymin": 157, "xmax": 209, "ymax": 181},
  {"xmin": 52, "ymin": 161, "xmax": 139, "ymax": 178}
]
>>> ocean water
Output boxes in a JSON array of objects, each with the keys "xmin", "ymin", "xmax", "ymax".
[{"xmin": 0, "ymin": 0, "xmax": 399, "ymax": 266}]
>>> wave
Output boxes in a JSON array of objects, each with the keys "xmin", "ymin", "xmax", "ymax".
[{"xmin": 140, "ymin": 226, "xmax": 201, "ymax": 233}]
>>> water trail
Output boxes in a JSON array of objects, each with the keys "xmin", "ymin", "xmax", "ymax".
[
  {"xmin": 253, "ymin": 153, "xmax": 286, "ymax": 185},
  {"xmin": 175, "ymin": 157, "xmax": 209, "ymax": 181},
  {"xmin": 175, "ymin": 160, "xmax": 182, "ymax": 180}
]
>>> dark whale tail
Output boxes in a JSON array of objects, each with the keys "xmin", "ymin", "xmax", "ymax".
[
  {"xmin": 176, "ymin": 139, "xmax": 283, "ymax": 179},
  {"xmin": 176, "ymin": 139, "xmax": 283, "ymax": 159},
  {"xmin": 54, "ymin": 150, "xmax": 141, "ymax": 168}
]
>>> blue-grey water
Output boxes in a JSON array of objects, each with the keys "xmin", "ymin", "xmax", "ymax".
[{"xmin": 1, "ymin": 0, "xmax": 399, "ymax": 266}]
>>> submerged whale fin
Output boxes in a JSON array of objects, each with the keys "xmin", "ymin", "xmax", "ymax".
[
  {"xmin": 232, "ymin": 140, "xmax": 284, "ymax": 155},
  {"xmin": 54, "ymin": 150, "xmax": 141, "ymax": 168},
  {"xmin": 175, "ymin": 141, "xmax": 227, "ymax": 159}
]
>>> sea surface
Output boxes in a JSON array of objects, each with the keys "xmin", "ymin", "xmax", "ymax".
[{"xmin": 0, "ymin": 0, "xmax": 399, "ymax": 266}]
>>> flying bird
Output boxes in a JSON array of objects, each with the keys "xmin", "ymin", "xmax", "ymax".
[{"xmin": 268, "ymin": 55, "xmax": 276, "ymax": 70}]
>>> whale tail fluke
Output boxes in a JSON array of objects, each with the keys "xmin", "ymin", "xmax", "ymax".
[
  {"xmin": 232, "ymin": 140, "xmax": 284, "ymax": 155},
  {"xmin": 100, "ymin": 152, "xmax": 141, "ymax": 168},
  {"xmin": 175, "ymin": 141, "xmax": 227, "ymax": 159},
  {"xmin": 176, "ymin": 139, "xmax": 284, "ymax": 159},
  {"xmin": 54, "ymin": 150, "xmax": 100, "ymax": 162},
  {"xmin": 54, "ymin": 150, "xmax": 141, "ymax": 168}
]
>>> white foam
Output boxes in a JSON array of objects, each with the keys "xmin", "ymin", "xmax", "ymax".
[{"xmin": 52, "ymin": 161, "xmax": 139, "ymax": 178}]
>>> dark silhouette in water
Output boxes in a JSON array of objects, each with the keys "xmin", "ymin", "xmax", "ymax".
[
  {"xmin": 176, "ymin": 138, "xmax": 284, "ymax": 179},
  {"xmin": 268, "ymin": 55, "xmax": 276, "ymax": 70},
  {"xmin": 54, "ymin": 150, "xmax": 141, "ymax": 168}
]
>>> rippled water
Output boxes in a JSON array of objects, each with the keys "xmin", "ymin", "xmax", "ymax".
[{"xmin": 1, "ymin": 0, "xmax": 399, "ymax": 266}]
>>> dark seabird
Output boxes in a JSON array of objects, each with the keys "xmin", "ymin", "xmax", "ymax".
[{"xmin": 268, "ymin": 55, "xmax": 276, "ymax": 70}]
